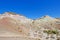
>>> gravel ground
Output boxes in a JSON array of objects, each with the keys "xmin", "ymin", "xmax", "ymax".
[{"xmin": 0, "ymin": 36, "xmax": 40, "ymax": 40}]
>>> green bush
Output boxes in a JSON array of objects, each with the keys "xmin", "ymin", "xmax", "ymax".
[{"xmin": 43, "ymin": 30, "xmax": 59, "ymax": 34}]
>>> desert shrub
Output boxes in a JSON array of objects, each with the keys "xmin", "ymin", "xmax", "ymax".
[{"xmin": 43, "ymin": 30, "xmax": 59, "ymax": 34}]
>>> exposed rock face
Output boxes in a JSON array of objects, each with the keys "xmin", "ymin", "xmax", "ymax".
[
  {"xmin": 33, "ymin": 15, "xmax": 60, "ymax": 30},
  {"xmin": 0, "ymin": 12, "xmax": 60, "ymax": 40},
  {"xmin": 0, "ymin": 12, "xmax": 33, "ymax": 36}
]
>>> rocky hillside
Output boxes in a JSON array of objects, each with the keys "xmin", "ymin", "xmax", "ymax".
[
  {"xmin": 32, "ymin": 15, "xmax": 60, "ymax": 30},
  {"xmin": 0, "ymin": 12, "xmax": 33, "ymax": 36},
  {"xmin": 0, "ymin": 12, "xmax": 60, "ymax": 40}
]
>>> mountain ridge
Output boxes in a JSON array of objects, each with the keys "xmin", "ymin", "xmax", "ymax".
[{"xmin": 0, "ymin": 12, "xmax": 60, "ymax": 40}]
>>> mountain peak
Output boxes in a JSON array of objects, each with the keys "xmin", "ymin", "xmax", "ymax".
[
  {"xmin": 43, "ymin": 15, "xmax": 51, "ymax": 18},
  {"xmin": 41, "ymin": 15, "xmax": 55, "ymax": 19},
  {"xmin": 4, "ymin": 12, "xmax": 17, "ymax": 15}
]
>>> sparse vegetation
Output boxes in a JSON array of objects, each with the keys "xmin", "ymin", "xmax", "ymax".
[
  {"xmin": 7, "ymin": 12, "xmax": 17, "ymax": 15},
  {"xmin": 43, "ymin": 30, "xmax": 59, "ymax": 34}
]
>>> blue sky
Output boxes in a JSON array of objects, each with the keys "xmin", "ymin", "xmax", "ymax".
[{"xmin": 0, "ymin": 0, "xmax": 60, "ymax": 19}]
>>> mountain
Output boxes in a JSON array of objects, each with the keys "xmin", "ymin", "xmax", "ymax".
[
  {"xmin": 0, "ymin": 12, "xmax": 60, "ymax": 40},
  {"xmin": 32, "ymin": 15, "xmax": 60, "ymax": 30},
  {"xmin": 0, "ymin": 12, "xmax": 33, "ymax": 36}
]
